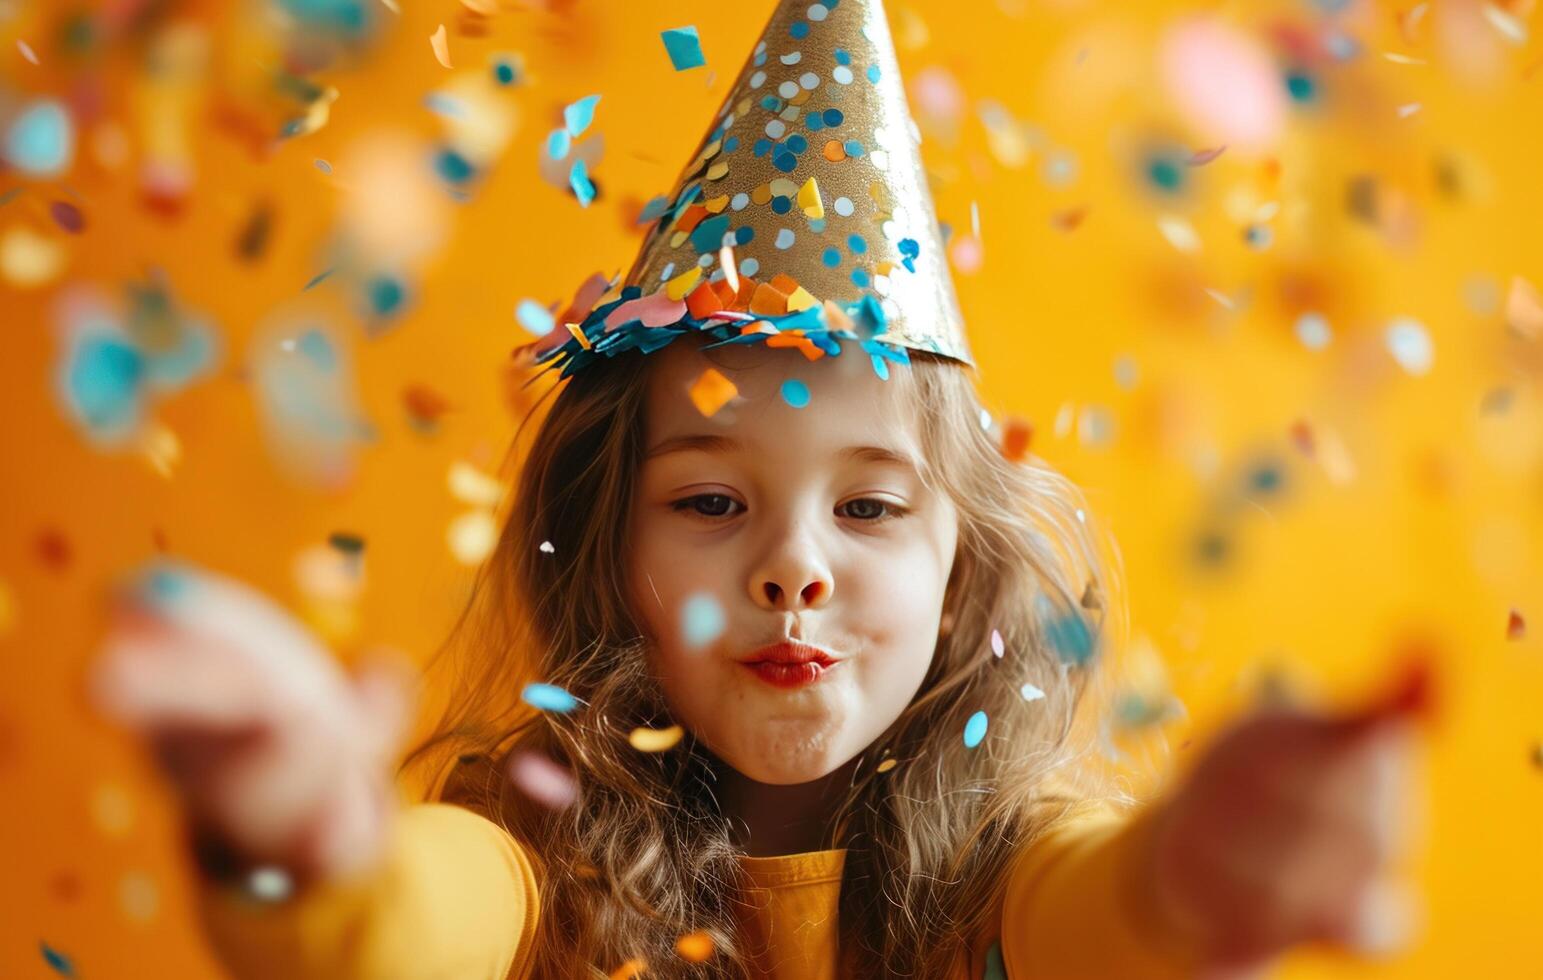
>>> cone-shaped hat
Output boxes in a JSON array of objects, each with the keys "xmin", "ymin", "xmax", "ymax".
[{"xmin": 535, "ymin": 0, "xmax": 971, "ymax": 380}]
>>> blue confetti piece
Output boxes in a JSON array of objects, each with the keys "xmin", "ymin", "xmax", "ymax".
[
  {"xmin": 41, "ymin": 941, "xmax": 75, "ymax": 977},
  {"xmin": 569, "ymin": 158, "xmax": 595, "ymax": 207},
  {"xmin": 982, "ymin": 940, "xmax": 1007, "ymax": 980},
  {"xmin": 1038, "ymin": 594, "xmax": 1096, "ymax": 666},
  {"xmin": 821, "ymin": 247, "xmax": 841, "ymax": 268},
  {"xmin": 436, "ymin": 147, "xmax": 474, "ymax": 184},
  {"xmin": 682, "ymin": 592, "xmax": 726, "ymax": 648},
  {"xmin": 689, "ymin": 213, "xmax": 730, "ymax": 253},
  {"xmin": 660, "ymin": 26, "xmax": 706, "ymax": 71},
  {"xmin": 963, "ymin": 710, "xmax": 988, "ymax": 748},
  {"xmin": 5, "ymin": 100, "xmax": 73, "ymax": 176},
  {"xmin": 522, "ymin": 682, "xmax": 578, "ymax": 713},
  {"xmin": 302, "ymin": 268, "xmax": 334, "ymax": 291},
  {"xmin": 366, "ymin": 276, "xmax": 406, "ymax": 317},
  {"xmin": 563, "ymin": 94, "xmax": 600, "ymax": 138},
  {"xmin": 517, "ymin": 299, "xmax": 555, "ymax": 336},
  {"xmin": 866, "ymin": 64, "xmax": 882, "ymax": 83},
  {"xmin": 547, "ymin": 127, "xmax": 571, "ymax": 161},
  {"xmin": 66, "ymin": 334, "xmax": 144, "ymax": 438},
  {"xmin": 638, "ymin": 194, "xmax": 670, "ymax": 222},
  {"xmin": 296, "ymin": 329, "xmax": 337, "ymax": 371},
  {"xmin": 780, "ymin": 379, "xmax": 811, "ymax": 408}
]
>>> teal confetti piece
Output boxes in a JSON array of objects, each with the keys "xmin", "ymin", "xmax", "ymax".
[
  {"xmin": 1038, "ymin": 594, "xmax": 1095, "ymax": 666},
  {"xmin": 546, "ymin": 127, "xmax": 571, "ymax": 161},
  {"xmin": 563, "ymin": 94, "xmax": 600, "ymax": 138},
  {"xmin": 5, "ymin": 100, "xmax": 73, "ymax": 176},
  {"xmin": 963, "ymin": 710, "xmax": 988, "ymax": 748},
  {"xmin": 296, "ymin": 329, "xmax": 336, "ymax": 371},
  {"xmin": 638, "ymin": 194, "xmax": 670, "ymax": 223},
  {"xmin": 982, "ymin": 940, "xmax": 1006, "ymax": 980},
  {"xmin": 660, "ymin": 26, "xmax": 706, "ymax": 71},
  {"xmin": 780, "ymin": 379, "xmax": 810, "ymax": 408},
  {"xmin": 688, "ymin": 213, "xmax": 730, "ymax": 253},
  {"xmin": 682, "ymin": 592, "xmax": 725, "ymax": 648},
  {"xmin": 569, "ymin": 158, "xmax": 595, "ymax": 207},
  {"xmin": 302, "ymin": 268, "xmax": 334, "ymax": 291},
  {"xmin": 41, "ymin": 941, "xmax": 75, "ymax": 977},
  {"xmin": 66, "ymin": 334, "xmax": 144, "ymax": 437},
  {"xmin": 516, "ymin": 299, "xmax": 555, "ymax": 337},
  {"xmin": 522, "ymin": 682, "xmax": 578, "ymax": 713}
]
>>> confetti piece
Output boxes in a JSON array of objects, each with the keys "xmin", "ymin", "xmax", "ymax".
[
  {"xmin": 875, "ymin": 757, "xmax": 898, "ymax": 772},
  {"xmin": 1295, "ymin": 312, "xmax": 1332, "ymax": 349},
  {"xmin": 430, "ymin": 24, "xmax": 452, "ymax": 68},
  {"xmin": 569, "ymin": 158, "xmax": 595, "ymax": 206},
  {"xmin": 689, "ymin": 367, "xmax": 739, "ymax": 417},
  {"xmin": 1187, "ymin": 145, "xmax": 1227, "ymax": 166},
  {"xmin": 780, "ymin": 378, "xmax": 811, "ymax": 408},
  {"xmin": 682, "ymin": 593, "xmax": 726, "ymax": 649},
  {"xmin": 661, "ymin": 26, "xmax": 707, "ymax": 71},
  {"xmin": 49, "ymin": 200, "xmax": 85, "ymax": 234},
  {"xmin": 665, "ymin": 266, "xmax": 702, "ymax": 301},
  {"xmin": 1050, "ymin": 206, "xmax": 1088, "ymax": 232},
  {"xmin": 517, "ymin": 299, "xmax": 556, "ymax": 337},
  {"xmin": 1482, "ymin": 3, "xmax": 1528, "ymax": 45},
  {"xmin": 1020, "ymin": 683, "xmax": 1046, "ymax": 702},
  {"xmin": 564, "ymin": 95, "xmax": 601, "ymax": 139},
  {"xmin": 609, "ymin": 958, "xmax": 647, "ymax": 980},
  {"xmin": 1397, "ymin": 102, "xmax": 1422, "ymax": 118},
  {"xmin": 1, "ymin": 224, "xmax": 64, "ymax": 287},
  {"xmin": 798, "ymin": 176, "xmax": 823, "ymax": 219},
  {"xmin": 990, "ymin": 629, "xmax": 1005, "ymax": 658},
  {"xmin": 1509, "ymin": 609, "xmax": 1526, "ymax": 640},
  {"xmin": 1156, "ymin": 214, "xmax": 1200, "ymax": 252},
  {"xmin": 1385, "ymin": 317, "xmax": 1433, "ymax": 375},
  {"xmin": 1039, "ymin": 595, "xmax": 1096, "ymax": 665},
  {"xmin": 1504, "ymin": 276, "xmax": 1543, "ymax": 341},
  {"xmin": 1001, "ymin": 416, "xmax": 1032, "ymax": 462},
  {"xmin": 675, "ymin": 930, "xmax": 715, "ymax": 963},
  {"xmin": 91, "ymin": 781, "xmax": 134, "ymax": 837},
  {"xmin": 1160, "ymin": 19, "xmax": 1285, "ymax": 151},
  {"xmin": 4, "ymin": 99, "xmax": 73, "ymax": 176},
  {"xmin": 522, "ymin": 682, "xmax": 578, "ymax": 713},
  {"xmin": 448, "ymin": 460, "xmax": 504, "ymax": 506},
  {"xmin": 41, "ymin": 942, "xmax": 75, "ymax": 978},
  {"xmin": 507, "ymin": 749, "xmax": 579, "ymax": 809},
  {"xmin": 447, "ymin": 509, "xmax": 498, "ymax": 564},
  {"xmin": 629, "ymin": 724, "xmax": 685, "ymax": 752},
  {"xmin": 17, "ymin": 38, "xmax": 39, "ymax": 64},
  {"xmin": 963, "ymin": 710, "xmax": 988, "ymax": 748},
  {"xmin": 120, "ymin": 870, "xmax": 159, "ymax": 922},
  {"xmin": 249, "ymin": 866, "xmax": 294, "ymax": 902}
]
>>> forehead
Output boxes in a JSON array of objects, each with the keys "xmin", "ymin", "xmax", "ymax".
[{"xmin": 641, "ymin": 337, "xmax": 921, "ymax": 451}]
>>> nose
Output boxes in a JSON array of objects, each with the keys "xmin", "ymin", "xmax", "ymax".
[{"xmin": 749, "ymin": 524, "xmax": 834, "ymax": 612}]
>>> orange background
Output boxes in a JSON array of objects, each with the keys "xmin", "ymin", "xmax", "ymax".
[{"xmin": 3, "ymin": 0, "xmax": 1541, "ymax": 976}]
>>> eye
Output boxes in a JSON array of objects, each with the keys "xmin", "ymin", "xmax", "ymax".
[
  {"xmin": 671, "ymin": 493, "xmax": 744, "ymax": 520},
  {"xmin": 837, "ymin": 497, "xmax": 905, "ymax": 522}
]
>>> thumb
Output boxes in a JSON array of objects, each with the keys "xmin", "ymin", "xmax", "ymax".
[{"xmin": 1335, "ymin": 656, "xmax": 1436, "ymax": 739}]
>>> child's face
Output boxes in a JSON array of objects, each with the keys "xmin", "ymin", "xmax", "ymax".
[{"xmin": 628, "ymin": 339, "xmax": 959, "ymax": 786}]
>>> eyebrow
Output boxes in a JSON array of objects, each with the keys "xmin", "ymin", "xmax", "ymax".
[{"xmin": 644, "ymin": 433, "xmax": 922, "ymax": 472}]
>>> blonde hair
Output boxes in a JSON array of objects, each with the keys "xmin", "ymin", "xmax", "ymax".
[{"xmin": 403, "ymin": 345, "xmax": 1127, "ymax": 978}]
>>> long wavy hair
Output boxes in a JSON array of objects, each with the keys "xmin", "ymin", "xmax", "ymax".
[{"xmin": 401, "ymin": 341, "xmax": 1128, "ymax": 979}]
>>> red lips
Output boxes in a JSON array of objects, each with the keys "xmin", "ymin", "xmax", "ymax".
[{"xmin": 739, "ymin": 641, "xmax": 840, "ymax": 690}]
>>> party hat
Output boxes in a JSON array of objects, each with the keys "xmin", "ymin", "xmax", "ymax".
[{"xmin": 533, "ymin": 0, "xmax": 972, "ymax": 381}]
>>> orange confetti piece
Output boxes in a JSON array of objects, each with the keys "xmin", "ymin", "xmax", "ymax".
[
  {"xmin": 674, "ymin": 204, "xmax": 709, "ymax": 234},
  {"xmin": 822, "ymin": 139, "xmax": 846, "ymax": 162},
  {"xmin": 686, "ymin": 282, "xmax": 724, "ymax": 319},
  {"xmin": 749, "ymin": 281, "xmax": 788, "ymax": 316},
  {"xmin": 675, "ymin": 931, "xmax": 715, "ymax": 963},
  {"xmin": 1505, "ymin": 276, "xmax": 1543, "ymax": 341},
  {"xmin": 688, "ymin": 368, "xmax": 739, "ymax": 417},
  {"xmin": 1002, "ymin": 416, "xmax": 1033, "ymax": 462},
  {"xmin": 609, "ymin": 957, "xmax": 646, "ymax": 980},
  {"xmin": 765, "ymin": 332, "xmax": 824, "ymax": 361},
  {"xmin": 430, "ymin": 24, "xmax": 452, "ymax": 68},
  {"xmin": 1050, "ymin": 206, "xmax": 1088, "ymax": 232},
  {"xmin": 875, "ymin": 757, "xmax": 898, "ymax": 773},
  {"xmin": 1509, "ymin": 608, "xmax": 1527, "ymax": 640},
  {"xmin": 769, "ymin": 272, "xmax": 800, "ymax": 295}
]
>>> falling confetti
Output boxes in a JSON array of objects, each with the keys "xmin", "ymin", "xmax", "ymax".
[
  {"xmin": 681, "ymin": 593, "xmax": 726, "ymax": 649},
  {"xmin": 447, "ymin": 509, "xmax": 498, "ymax": 564},
  {"xmin": 689, "ymin": 367, "xmax": 739, "ymax": 417},
  {"xmin": 448, "ymin": 461, "xmax": 504, "ymax": 506},
  {"xmin": 661, "ymin": 26, "xmax": 707, "ymax": 71},
  {"xmin": 4, "ymin": 99, "xmax": 74, "ymax": 176},
  {"xmin": 780, "ymin": 378, "xmax": 811, "ymax": 408},
  {"xmin": 430, "ymin": 24, "xmax": 452, "ymax": 68},
  {"xmin": 1001, "ymin": 416, "xmax": 1032, "ymax": 462},
  {"xmin": 875, "ymin": 757, "xmax": 898, "ymax": 772},
  {"xmin": 1020, "ymin": 683, "xmax": 1046, "ymax": 702},
  {"xmin": 628, "ymin": 724, "xmax": 685, "ymax": 752},
  {"xmin": 609, "ymin": 958, "xmax": 647, "ymax": 980},
  {"xmin": 1385, "ymin": 317, "xmax": 1434, "ymax": 375},
  {"xmin": 40, "ymin": 942, "xmax": 75, "ymax": 978},
  {"xmin": 17, "ymin": 39, "xmax": 39, "ymax": 64},
  {"xmin": 507, "ymin": 750, "xmax": 579, "ymax": 809},
  {"xmin": 990, "ymin": 629, "xmax": 1005, "ymax": 658},
  {"xmin": 1508, "ymin": 609, "xmax": 1526, "ymax": 640},
  {"xmin": 963, "ymin": 710, "xmax": 988, "ymax": 748},
  {"xmin": 522, "ymin": 682, "xmax": 578, "ymax": 713},
  {"xmin": 675, "ymin": 930, "xmax": 715, "ymax": 963},
  {"xmin": 248, "ymin": 866, "xmax": 294, "ymax": 902}
]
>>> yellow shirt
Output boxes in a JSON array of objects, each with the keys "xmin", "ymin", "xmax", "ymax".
[{"xmin": 196, "ymin": 801, "xmax": 1206, "ymax": 979}]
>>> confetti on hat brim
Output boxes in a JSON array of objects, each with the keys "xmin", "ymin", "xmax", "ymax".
[{"xmin": 532, "ymin": 0, "xmax": 973, "ymax": 383}]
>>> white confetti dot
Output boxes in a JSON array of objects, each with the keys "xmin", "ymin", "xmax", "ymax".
[
  {"xmin": 731, "ymin": 192, "xmax": 750, "ymax": 211},
  {"xmin": 833, "ymin": 196, "xmax": 854, "ymax": 217},
  {"xmin": 1020, "ymin": 683, "xmax": 1046, "ymax": 702},
  {"xmin": 780, "ymin": 51, "xmax": 802, "ymax": 65},
  {"xmin": 808, "ymin": 4, "xmax": 829, "ymax": 21},
  {"xmin": 800, "ymin": 71, "xmax": 820, "ymax": 90},
  {"xmin": 775, "ymin": 228, "xmax": 796, "ymax": 249},
  {"xmin": 248, "ymin": 866, "xmax": 294, "ymax": 902},
  {"xmin": 1385, "ymin": 317, "xmax": 1433, "ymax": 375},
  {"xmin": 1295, "ymin": 312, "xmax": 1332, "ymax": 350},
  {"xmin": 833, "ymin": 65, "xmax": 854, "ymax": 85},
  {"xmin": 539, "ymin": 540, "xmax": 556, "ymax": 554},
  {"xmin": 778, "ymin": 80, "xmax": 799, "ymax": 99},
  {"xmin": 765, "ymin": 119, "xmax": 786, "ymax": 139},
  {"xmin": 750, "ymin": 70, "xmax": 766, "ymax": 88}
]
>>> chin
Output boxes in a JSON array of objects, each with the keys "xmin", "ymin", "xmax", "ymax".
[{"xmin": 721, "ymin": 725, "xmax": 851, "ymax": 785}]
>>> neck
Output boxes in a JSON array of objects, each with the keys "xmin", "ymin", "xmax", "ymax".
[{"xmin": 716, "ymin": 756, "xmax": 861, "ymax": 857}]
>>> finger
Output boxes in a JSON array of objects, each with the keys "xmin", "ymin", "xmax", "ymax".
[
  {"xmin": 351, "ymin": 651, "xmax": 418, "ymax": 759},
  {"xmin": 92, "ymin": 631, "xmax": 270, "ymax": 730},
  {"xmin": 1337, "ymin": 657, "xmax": 1437, "ymax": 739},
  {"xmin": 1315, "ymin": 879, "xmax": 1417, "ymax": 957},
  {"xmin": 119, "ymin": 560, "xmax": 350, "ymax": 709}
]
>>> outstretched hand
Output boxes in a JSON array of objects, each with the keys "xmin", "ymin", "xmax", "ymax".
[{"xmin": 1144, "ymin": 660, "xmax": 1433, "ymax": 976}]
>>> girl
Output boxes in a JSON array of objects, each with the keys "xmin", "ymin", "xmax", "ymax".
[{"xmin": 91, "ymin": 0, "xmax": 1424, "ymax": 977}]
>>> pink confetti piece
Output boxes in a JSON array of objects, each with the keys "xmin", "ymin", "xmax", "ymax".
[
  {"xmin": 506, "ymin": 750, "xmax": 578, "ymax": 809},
  {"xmin": 1187, "ymin": 145, "xmax": 1227, "ymax": 166},
  {"xmin": 603, "ymin": 290, "xmax": 687, "ymax": 331},
  {"xmin": 17, "ymin": 39, "xmax": 39, "ymax": 65},
  {"xmin": 990, "ymin": 628, "xmax": 1005, "ymax": 658}
]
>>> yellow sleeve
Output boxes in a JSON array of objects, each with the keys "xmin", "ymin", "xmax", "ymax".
[
  {"xmin": 999, "ymin": 803, "xmax": 1207, "ymax": 978},
  {"xmin": 194, "ymin": 803, "xmax": 540, "ymax": 980}
]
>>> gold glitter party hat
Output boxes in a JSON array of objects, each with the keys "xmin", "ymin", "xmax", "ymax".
[{"xmin": 535, "ymin": 0, "xmax": 972, "ymax": 380}]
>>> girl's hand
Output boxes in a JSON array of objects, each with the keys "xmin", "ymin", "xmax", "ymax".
[
  {"xmin": 1143, "ymin": 662, "xmax": 1432, "ymax": 975},
  {"xmin": 89, "ymin": 561, "xmax": 416, "ymax": 887}
]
